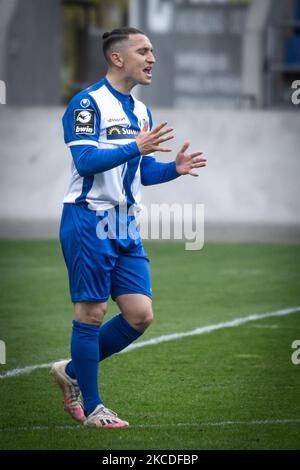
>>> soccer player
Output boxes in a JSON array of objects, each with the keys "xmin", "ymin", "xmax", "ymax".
[{"xmin": 50, "ymin": 27, "xmax": 206, "ymax": 428}]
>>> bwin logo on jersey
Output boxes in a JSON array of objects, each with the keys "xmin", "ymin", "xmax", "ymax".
[
  {"xmin": 74, "ymin": 109, "xmax": 95, "ymax": 134},
  {"xmin": 107, "ymin": 125, "xmax": 138, "ymax": 140}
]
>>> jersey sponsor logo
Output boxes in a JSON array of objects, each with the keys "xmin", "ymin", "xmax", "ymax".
[
  {"xmin": 107, "ymin": 117, "xmax": 127, "ymax": 123},
  {"xmin": 106, "ymin": 125, "xmax": 138, "ymax": 140},
  {"xmin": 80, "ymin": 98, "xmax": 90, "ymax": 108},
  {"xmin": 74, "ymin": 109, "xmax": 95, "ymax": 134},
  {"xmin": 76, "ymin": 110, "xmax": 93, "ymax": 124}
]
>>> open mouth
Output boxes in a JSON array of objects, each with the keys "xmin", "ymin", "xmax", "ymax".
[{"xmin": 143, "ymin": 67, "xmax": 152, "ymax": 78}]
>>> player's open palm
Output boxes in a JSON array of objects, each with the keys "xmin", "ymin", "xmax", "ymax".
[
  {"xmin": 136, "ymin": 121, "xmax": 174, "ymax": 155},
  {"xmin": 175, "ymin": 141, "xmax": 207, "ymax": 177}
]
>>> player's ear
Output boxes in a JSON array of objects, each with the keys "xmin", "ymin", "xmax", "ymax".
[{"xmin": 110, "ymin": 51, "xmax": 123, "ymax": 68}]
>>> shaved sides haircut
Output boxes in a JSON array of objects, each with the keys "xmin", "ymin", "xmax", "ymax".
[{"xmin": 102, "ymin": 27, "xmax": 145, "ymax": 64}]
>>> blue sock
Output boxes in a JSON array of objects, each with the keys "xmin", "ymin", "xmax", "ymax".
[
  {"xmin": 65, "ymin": 359, "xmax": 76, "ymax": 379},
  {"xmin": 69, "ymin": 320, "xmax": 103, "ymax": 415},
  {"xmin": 65, "ymin": 314, "xmax": 143, "ymax": 379},
  {"xmin": 98, "ymin": 314, "xmax": 143, "ymax": 360}
]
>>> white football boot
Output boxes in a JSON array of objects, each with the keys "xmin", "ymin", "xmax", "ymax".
[
  {"xmin": 84, "ymin": 404, "xmax": 129, "ymax": 428},
  {"xmin": 50, "ymin": 360, "xmax": 86, "ymax": 423}
]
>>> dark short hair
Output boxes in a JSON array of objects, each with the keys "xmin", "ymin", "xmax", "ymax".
[{"xmin": 102, "ymin": 27, "xmax": 145, "ymax": 63}]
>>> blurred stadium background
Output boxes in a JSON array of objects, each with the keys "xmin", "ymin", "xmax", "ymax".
[
  {"xmin": 0, "ymin": 0, "xmax": 300, "ymax": 451},
  {"xmin": 0, "ymin": 0, "xmax": 299, "ymax": 241}
]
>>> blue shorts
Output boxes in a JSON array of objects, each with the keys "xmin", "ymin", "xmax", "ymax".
[{"xmin": 59, "ymin": 203, "xmax": 152, "ymax": 303}]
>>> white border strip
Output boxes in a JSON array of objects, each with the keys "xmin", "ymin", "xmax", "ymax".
[
  {"xmin": 67, "ymin": 140, "xmax": 99, "ymax": 147},
  {"xmin": 1, "ymin": 305, "xmax": 299, "ymax": 380}
]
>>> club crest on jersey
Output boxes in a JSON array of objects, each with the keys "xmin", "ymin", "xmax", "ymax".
[
  {"xmin": 74, "ymin": 109, "xmax": 95, "ymax": 134},
  {"xmin": 106, "ymin": 125, "xmax": 138, "ymax": 140},
  {"xmin": 80, "ymin": 98, "xmax": 90, "ymax": 108}
]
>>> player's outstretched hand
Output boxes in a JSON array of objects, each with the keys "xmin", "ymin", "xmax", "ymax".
[
  {"xmin": 175, "ymin": 141, "xmax": 207, "ymax": 177},
  {"xmin": 136, "ymin": 121, "xmax": 174, "ymax": 155}
]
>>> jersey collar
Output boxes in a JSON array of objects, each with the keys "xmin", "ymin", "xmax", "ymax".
[{"xmin": 104, "ymin": 77, "xmax": 134, "ymax": 105}]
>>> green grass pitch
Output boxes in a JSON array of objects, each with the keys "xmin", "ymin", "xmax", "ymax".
[{"xmin": 0, "ymin": 240, "xmax": 300, "ymax": 450}]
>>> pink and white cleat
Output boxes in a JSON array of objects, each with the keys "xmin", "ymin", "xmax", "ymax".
[
  {"xmin": 84, "ymin": 404, "xmax": 129, "ymax": 428},
  {"xmin": 50, "ymin": 360, "xmax": 86, "ymax": 423}
]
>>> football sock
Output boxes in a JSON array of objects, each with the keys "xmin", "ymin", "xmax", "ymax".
[
  {"xmin": 69, "ymin": 320, "xmax": 103, "ymax": 415},
  {"xmin": 98, "ymin": 313, "xmax": 143, "ymax": 360},
  {"xmin": 65, "ymin": 360, "xmax": 76, "ymax": 379},
  {"xmin": 65, "ymin": 314, "xmax": 143, "ymax": 379}
]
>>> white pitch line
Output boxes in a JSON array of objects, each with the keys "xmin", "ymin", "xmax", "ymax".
[
  {"xmin": 121, "ymin": 305, "xmax": 300, "ymax": 353},
  {"xmin": 0, "ymin": 418, "xmax": 300, "ymax": 433},
  {"xmin": 0, "ymin": 305, "xmax": 299, "ymax": 380},
  {"xmin": 0, "ymin": 361, "xmax": 64, "ymax": 379}
]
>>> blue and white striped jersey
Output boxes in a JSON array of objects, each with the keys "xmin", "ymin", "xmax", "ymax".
[
  {"xmin": 62, "ymin": 77, "xmax": 180, "ymax": 213},
  {"xmin": 62, "ymin": 77, "xmax": 153, "ymax": 211}
]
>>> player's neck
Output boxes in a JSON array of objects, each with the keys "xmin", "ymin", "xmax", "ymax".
[{"xmin": 105, "ymin": 72, "xmax": 135, "ymax": 96}]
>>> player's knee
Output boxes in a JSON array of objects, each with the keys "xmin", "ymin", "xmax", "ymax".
[
  {"xmin": 75, "ymin": 302, "xmax": 107, "ymax": 326},
  {"xmin": 136, "ymin": 307, "xmax": 154, "ymax": 331},
  {"xmin": 88, "ymin": 306, "xmax": 107, "ymax": 326}
]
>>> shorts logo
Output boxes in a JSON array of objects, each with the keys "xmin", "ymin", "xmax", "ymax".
[
  {"xmin": 74, "ymin": 109, "xmax": 95, "ymax": 134},
  {"xmin": 80, "ymin": 98, "xmax": 90, "ymax": 108},
  {"xmin": 106, "ymin": 125, "xmax": 138, "ymax": 140}
]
